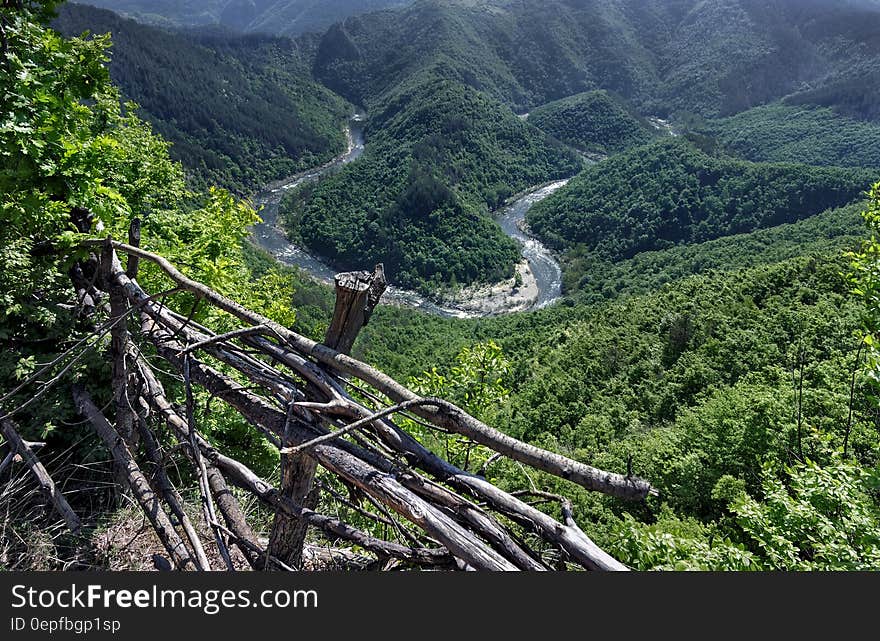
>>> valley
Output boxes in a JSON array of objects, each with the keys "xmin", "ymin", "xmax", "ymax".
[
  {"xmin": 251, "ymin": 113, "xmax": 569, "ymax": 317},
  {"xmin": 4, "ymin": 0, "xmax": 880, "ymax": 573}
]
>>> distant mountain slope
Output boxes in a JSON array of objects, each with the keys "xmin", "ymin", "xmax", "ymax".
[
  {"xmin": 527, "ymin": 137, "xmax": 876, "ymax": 260},
  {"xmin": 55, "ymin": 3, "xmax": 350, "ymax": 193},
  {"xmin": 314, "ymin": 0, "xmax": 880, "ymax": 119},
  {"xmin": 279, "ymin": 75, "xmax": 580, "ymax": 291},
  {"xmin": 527, "ymin": 90, "xmax": 657, "ymax": 155},
  {"xmin": 80, "ymin": 0, "xmax": 412, "ymax": 35},
  {"xmin": 697, "ymin": 103, "xmax": 880, "ymax": 168}
]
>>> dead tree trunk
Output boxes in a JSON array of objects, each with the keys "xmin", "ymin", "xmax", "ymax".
[
  {"xmin": 102, "ymin": 241, "xmax": 139, "ymax": 499},
  {"xmin": 324, "ymin": 265, "xmax": 387, "ymax": 355},
  {"xmin": 73, "ymin": 386, "xmax": 195, "ymax": 570},
  {"xmin": 267, "ymin": 265, "xmax": 387, "ymax": 570},
  {"xmin": 76, "ymin": 240, "xmax": 652, "ymax": 570},
  {"xmin": 0, "ymin": 420, "xmax": 81, "ymax": 533}
]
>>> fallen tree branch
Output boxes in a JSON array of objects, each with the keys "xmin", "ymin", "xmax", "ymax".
[
  {"xmin": 184, "ymin": 354, "xmax": 235, "ymax": 571},
  {"xmin": 180, "ymin": 326, "xmax": 268, "ymax": 356},
  {"xmin": 87, "ymin": 240, "xmax": 640, "ymax": 570},
  {"xmin": 124, "ymin": 268, "xmax": 620, "ymax": 570},
  {"xmin": 282, "ymin": 398, "xmax": 442, "ymax": 455},
  {"xmin": 141, "ymin": 316, "xmax": 518, "ymax": 570},
  {"xmin": 132, "ymin": 350, "xmax": 454, "ymax": 569},
  {"xmin": 72, "ymin": 386, "xmax": 195, "ymax": 570},
  {"xmin": 131, "ymin": 349, "xmax": 263, "ymax": 570},
  {"xmin": 135, "ymin": 401, "xmax": 212, "ymax": 571},
  {"xmin": 0, "ymin": 420, "xmax": 81, "ymax": 533},
  {"xmin": 90, "ymin": 239, "xmax": 654, "ymax": 500}
]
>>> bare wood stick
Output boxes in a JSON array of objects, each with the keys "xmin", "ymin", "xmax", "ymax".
[
  {"xmin": 134, "ymin": 403, "xmax": 212, "ymax": 571},
  {"xmin": 212, "ymin": 521, "xmax": 296, "ymax": 572},
  {"xmin": 214, "ymin": 451, "xmax": 454, "ymax": 568},
  {"xmin": 72, "ymin": 386, "xmax": 194, "ymax": 570},
  {"xmin": 204, "ymin": 463, "xmax": 263, "ymax": 570},
  {"xmin": 0, "ymin": 420, "xmax": 81, "ymax": 533},
  {"xmin": 103, "ymin": 241, "xmax": 139, "ymax": 501},
  {"xmin": 184, "ymin": 354, "xmax": 235, "ymax": 571},
  {"xmin": 324, "ymin": 265, "xmax": 387, "ymax": 354},
  {"xmin": 302, "ymin": 545, "xmax": 384, "ymax": 571},
  {"xmin": 179, "ymin": 326, "xmax": 268, "ymax": 356},
  {"xmin": 93, "ymin": 240, "xmax": 653, "ymax": 500},
  {"xmin": 131, "ymin": 353, "xmax": 262, "ymax": 570},
  {"xmin": 141, "ymin": 317, "xmax": 517, "ymax": 570},
  {"xmin": 0, "ymin": 447, "xmax": 15, "ymax": 478},
  {"xmin": 132, "ymin": 352, "xmax": 452, "ymax": 568},
  {"xmin": 266, "ymin": 400, "xmax": 317, "ymax": 571},
  {"xmin": 283, "ymin": 398, "xmax": 441, "ymax": 455},
  {"xmin": 141, "ymin": 289, "xmax": 621, "ymax": 571}
]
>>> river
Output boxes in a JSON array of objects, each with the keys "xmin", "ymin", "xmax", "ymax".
[{"xmin": 250, "ymin": 114, "xmax": 569, "ymax": 318}]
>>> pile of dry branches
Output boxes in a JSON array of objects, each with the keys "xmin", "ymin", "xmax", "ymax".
[{"xmin": 2, "ymin": 224, "xmax": 656, "ymax": 571}]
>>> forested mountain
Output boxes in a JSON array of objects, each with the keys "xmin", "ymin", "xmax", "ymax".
[
  {"xmin": 313, "ymin": 0, "xmax": 880, "ymax": 118},
  {"xmin": 528, "ymin": 137, "xmax": 876, "ymax": 261},
  {"xmin": 527, "ymin": 90, "xmax": 657, "ymax": 155},
  {"xmin": 54, "ymin": 3, "xmax": 351, "ymax": 193},
  {"xmin": 695, "ymin": 103, "xmax": 880, "ymax": 169},
  {"xmin": 81, "ymin": 0, "xmax": 411, "ymax": 34},
  {"xmin": 65, "ymin": 0, "xmax": 880, "ymax": 288},
  {"xmin": 279, "ymin": 75, "xmax": 580, "ymax": 290}
]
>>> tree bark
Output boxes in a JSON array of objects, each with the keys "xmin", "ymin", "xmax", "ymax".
[
  {"xmin": 72, "ymin": 386, "xmax": 195, "ymax": 570},
  {"xmin": 267, "ymin": 264, "xmax": 387, "ymax": 570},
  {"xmin": 0, "ymin": 420, "xmax": 81, "ymax": 533}
]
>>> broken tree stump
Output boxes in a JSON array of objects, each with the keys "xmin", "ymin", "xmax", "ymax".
[
  {"xmin": 324, "ymin": 264, "xmax": 388, "ymax": 354},
  {"xmin": 267, "ymin": 264, "xmax": 387, "ymax": 570}
]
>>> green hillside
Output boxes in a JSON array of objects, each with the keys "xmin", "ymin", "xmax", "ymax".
[
  {"xmin": 81, "ymin": 0, "xmax": 411, "ymax": 34},
  {"xmin": 697, "ymin": 103, "xmax": 880, "ymax": 168},
  {"xmin": 55, "ymin": 3, "xmax": 351, "ymax": 193},
  {"xmin": 313, "ymin": 0, "xmax": 880, "ymax": 118},
  {"xmin": 528, "ymin": 138, "xmax": 877, "ymax": 261},
  {"xmin": 527, "ymin": 90, "xmax": 657, "ymax": 154},
  {"xmin": 279, "ymin": 75, "xmax": 580, "ymax": 291}
]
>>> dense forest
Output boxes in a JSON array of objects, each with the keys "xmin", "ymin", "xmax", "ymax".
[
  {"xmin": 278, "ymin": 73, "xmax": 580, "ymax": 291},
  {"xmin": 528, "ymin": 137, "xmax": 877, "ymax": 262},
  {"xmin": 695, "ymin": 103, "xmax": 880, "ymax": 169},
  {"xmin": 527, "ymin": 90, "xmax": 657, "ymax": 155},
  {"xmin": 3, "ymin": 0, "xmax": 880, "ymax": 573},
  {"xmin": 54, "ymin": 3, "xmax": 351, "ymax": 194},
  {"xmin": 81, "ymin": 0, "xmax": 410, "ymax": 35},
  {"xmin": 312, "ymin": 0, "xmax": 880, "ymax": 117}
]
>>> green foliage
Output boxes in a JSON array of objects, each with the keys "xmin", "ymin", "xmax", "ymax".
[
  {"xmin": 411, "ymin": 340, "xmax": 511, "ymax": 423},
  {"xmin": 730, "ymin": 458, "xmax": 880, "ymax": 570},
  {"xmin": 697, "ymin": 103, "xmax": 880, "ymax": 169},
  {"xmin": 406, "ymin": 340, "xmax": 511, "ymax": 472},
  {"xmin": 53, "ymin": 3, "xmax": 351, "ymax": 195},
  {"xmin": 280, "ymin": 75, "xmax": 579, "ymax": 291},
  {"xmin": 0, "ymin": 4, "xmax": 299, "ymax": 475},
  {"xmin": 562, "ymin": 202, "xmax": 865, "ymax": 300},
  {"xmin": 361, "ymin": 252, "xmax": 879, "ymax": 569},
  {"xmin": 610, "ymin": 509, "xmax": 759, "ymax": 571},
  {"xmin": 848, "ymin": 183, "xmax": 880, "ymax": 382},
  {"xmin": 314, "ymin": 0, "xmax": 880, "ymax": 118},
  {"xmin": 81, "ymin": 0, "xmax": 409, "ymax": 36},
  {"xmin": 528, "ymin": 90, "xmax": 656, "ymax": 155},
  {"xmin": 529, "ymin": 138, "xmax": 876, "ymax": 262}
]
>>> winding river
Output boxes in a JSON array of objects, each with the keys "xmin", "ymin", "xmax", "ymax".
[{"xmin": 250, "ymin": 115, "xmax": 568, "ymax": 318}]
